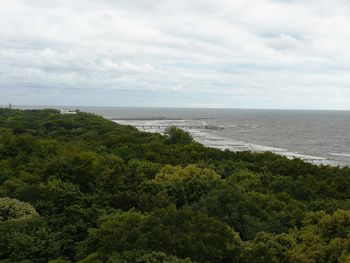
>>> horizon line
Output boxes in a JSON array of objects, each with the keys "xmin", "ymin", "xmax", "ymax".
[{"xmin": 1, "ymin": 104, "xmax": 350, "ymax": 111}]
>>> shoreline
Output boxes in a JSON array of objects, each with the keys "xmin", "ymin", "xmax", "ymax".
[{"xmin": 111, "ymin": 119, "xmax": 345, "ymax": 167}]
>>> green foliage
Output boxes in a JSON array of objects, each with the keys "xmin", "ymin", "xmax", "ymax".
[
  {"xmin": 164, "ymin": 126, "xmax": 194, "ymax": 144},
  {"xmin": 0, "ymin": 197, "xmax": 38, "ymax": 222},
  {"xmin": 285, "ymin": 210, "xmax": 350, "ymax": 262},
  {"xmin": 242, "ymin": 232, "xmax": 295, "ymax": 263},
  {"xmin": 0, "ymin": 108, "xmax": 349, "ymax": 262},
  {"xmin": 78, "ymin": 206, "xmax": 242, "ymax": 263},
  {"xmin": 155, "ymin": 164, "xmax": 220, "ymax": 182},
  {"xmin": 146, "ymin": 165, "xmax": 222, "ymax": 208},
  {"xmin": 105, "ymin": 251, "xmax": 193, "ymax": 263},
  {"xmin": 0, "ymin": 217, "xmax": 59, "ymax": 262}
]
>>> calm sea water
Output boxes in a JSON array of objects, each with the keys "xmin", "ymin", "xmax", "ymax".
[{"xmin": 14, "ymin": 106, "xmax": 350, "ymax": 166}]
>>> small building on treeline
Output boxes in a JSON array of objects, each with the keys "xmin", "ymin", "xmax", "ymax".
[{"xmin": 60, "ymin": 109, "xmax": 79, "ymax": 115}]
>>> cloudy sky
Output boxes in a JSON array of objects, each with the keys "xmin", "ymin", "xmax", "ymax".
[{"xmin": 1, "ymin": 0, "xmax": 350, "ymax": 109}]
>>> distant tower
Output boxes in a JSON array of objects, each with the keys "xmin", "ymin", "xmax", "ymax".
[{"xmin": 9, "ymin": 103, "xmax": 12, "ymax": 109}]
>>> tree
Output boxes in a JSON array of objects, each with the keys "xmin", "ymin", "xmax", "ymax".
[
  {"xmin": 0, "ymin": 197, "xmax": 38, "ymax": 222},
  {"xmin": 164, "ymin": 127, "xmax": 193, "ymax": 144},
  {"xmin": 0, "ymin": 198, "xmax": 59, "ymax": 262},
  {"xmin": 105, "ymin": 251, "xmax": 193, "ymax": 263},
  {"xmin": 241, "ymin": 232, "xmax": 295, "ymax": 263},
  {"xmin": 78, "ymin": 206, "xmax": 242, "ymax": 262},
  {"xmin": 285, "ymin": 210, "xmax": 350, "ymax": 263}
]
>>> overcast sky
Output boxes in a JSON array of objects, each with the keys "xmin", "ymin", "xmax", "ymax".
[{"xmin": 1, "ymin": 0, "xmax": 350, "ymax": 109}]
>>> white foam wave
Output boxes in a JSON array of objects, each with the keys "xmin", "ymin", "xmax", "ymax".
[
  {"xmin": 112, "ymin": 119, "xmax": 340, "ymax": 166},
  {"xmin": 330, "ymin": 153, "xmax": 350, "ymax": 158}
]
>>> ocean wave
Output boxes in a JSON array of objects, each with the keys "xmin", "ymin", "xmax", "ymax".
[
  {"xmin": 111, "ymin": 117, "xmax": 214, "ymax": 121},
  {"xmin": 281, "ymin": 152, "xmax": 326, "ymax": 161},
  {"xmin": 112, "ymin": 119, "xmax": 342, "ymax": 166},
  {"xmin": 330, "ymin": 153, "xmax": 350, "ymax": 158}
]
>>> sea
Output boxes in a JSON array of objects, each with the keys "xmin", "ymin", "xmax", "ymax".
[{"xmin": 12, "ymin": 106, "xmax": 350, "ymax": 167}]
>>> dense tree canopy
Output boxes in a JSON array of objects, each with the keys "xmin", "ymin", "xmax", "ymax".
[
  {"xmin": 0, "ymin": 108, "xmax": 349, "ymax": 262},
  {"xmin": 0, "ymin": 197, "xmax": 39, "ymax": 222}
]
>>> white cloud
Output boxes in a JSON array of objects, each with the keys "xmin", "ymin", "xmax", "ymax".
[
  {"xmin": 0, "ymin": 0, "xmax": 349, "ymax": 109},
  {"xmin": 269, "ymin": 34, "xmax": 302, "ymax": 50}
]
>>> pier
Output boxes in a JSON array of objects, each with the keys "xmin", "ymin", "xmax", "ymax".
[{"xmin": 133, "ymin": 125, "xmax": 223, "ymax": 130}]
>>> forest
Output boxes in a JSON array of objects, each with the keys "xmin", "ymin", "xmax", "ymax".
[{"xmin": 0, "ymin": 108, "xmax": 349, "ymax": 263}]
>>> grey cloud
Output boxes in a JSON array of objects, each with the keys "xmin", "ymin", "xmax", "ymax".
[{"xmin": 0, "ymin": 0, "xmax": 349, "ymax": 109}]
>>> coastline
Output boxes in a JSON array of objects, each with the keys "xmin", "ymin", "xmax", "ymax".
[
  {"xmin": 8, "ymin": 106, "xmax": 348, "ymax": 167},
  {"xmin": 111, "ymin": 118, "xmax": 344, "ymax": 167}
]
